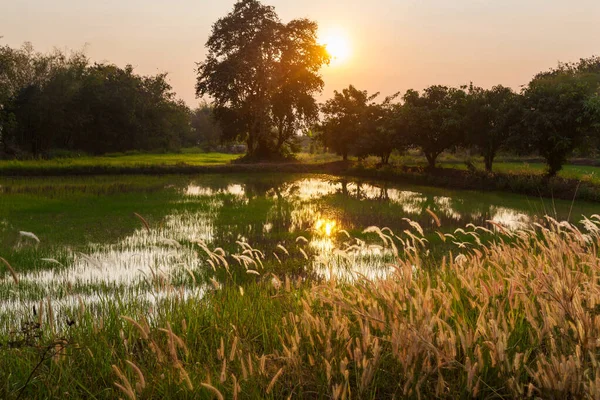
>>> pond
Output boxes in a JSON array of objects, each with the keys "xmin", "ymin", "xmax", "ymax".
[{"xmin": 0, "ymin": 173, "xmax": 597, "ymax": 328}]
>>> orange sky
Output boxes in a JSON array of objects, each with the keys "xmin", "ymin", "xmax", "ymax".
[{"xmin": 2, "ymin": 0, "xmax": 599, "ymax": 106}]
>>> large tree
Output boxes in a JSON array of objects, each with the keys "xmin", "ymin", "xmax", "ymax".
[
  {"xmin": 402, "ymin": 85, "xmax": 467, "ymax": 169},
  {"xmin": 465, "ymin": 84, "xmax": 522, "ymax": 172},
  {"xmin": 195, "ymin": 0, "xmax": 330, "ymax": 159},
  {"xmin": 522, "ymin": 56, "xmax": 600, "ymax": 176}
]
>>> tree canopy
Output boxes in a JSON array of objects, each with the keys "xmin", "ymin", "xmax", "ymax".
[
  {"xmin": 522, "ymin": 56, "xmax": 600, "ymax": 175},
  {"xmin": 402, "ymin": 85, "xmax": 467, "ymax": 169},
  {"xmin": 465, "ymin": 84, "xmax": 521, "ymax": 171},
  {"xmin": 196, "ymin": 0, "xmax": 330, "ymax": 160},
  {"xmin": 1, "ymin": 43, "xmax": 192, "ymax": 157}
]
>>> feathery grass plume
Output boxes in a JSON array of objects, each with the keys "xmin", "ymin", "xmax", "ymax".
[
  {"xmin": 435, "ymin": 231, "xmax": 446, "ymax": 242},
  {"xmin": 299, "ymin": 248, "xmax": 309, "ymax": 260},
  {"xmin": 363, "ymin": 226, "xmax": 391, "ymax": 247},
  {"xmin": 246, "ymin": 269, "xmax": 260, "ymax": 276},
  {"xmin": 426, "ymin": 208, "xmax": 441, "ymax": 227},
  {"xmin": 220, "ymin": 358, "xmax": 227, "ymax": 383},
  {"xmin": 201, "ymin": 383, "xmax": 224, "ymax": 400},
  {"xmin": 232, "ymin": 373, "xmax": 240, "ymax": 400},
  {"xmin": 266, "ymin": 367, "xmax": 284, "ymax": 394},
  {"xmin": 112, "ymin": 365, "xmax": 136, "ymax": 400},
  {"xmin": 125, "ymin": 360, "xmax": 146, "ymax": 392},
  {"xmin": 0, "ymin": 256, "xmax": 19, "ymax": 284},
  {"xmin": 229, "ymin": 336, "xmax": 239, "ymax": 361},
  {"xmin": 276, "ymin": 244, "xmax": 289, "ymax": 256},
  {"xmin": 402, "ymin": 218, "xmax": 425, "ymax": 236},
  {"xmin": 487, "ymin": 220, "xmax": 509, "ymax": 234},
  {"xmin": 210, "ymin": 277, "xmax": 221, "ymax": 290},
  {"xmin": 296, "ymin": 236, "xmax": 309, "ymax": 244},
  {"xmin": 182, "ymin": 264, "xmax": 197, "ymax": 284},
  {"xmin": 180, "ymin": 367, "xmax": 194, "ymax": 390},
  {"xmin": 338, "ymin": 229, "xmax": 351, "ymax": 239},
  {"xmin": 133, "ymin": 212, "xmax": 150, "ymax": 232},
  {"xmin": 121, "ymin": 316, "xmax": 149, "ymax": 340},
  {"xmin": 19, "ymin": 231, "xmax": 40, "ymax": 243}
]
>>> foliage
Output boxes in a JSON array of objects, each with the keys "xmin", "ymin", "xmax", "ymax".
[
  {"xmin": 0, "ymin": 43, "xmax": 192, "ymax": 157},
  {"xmin": 465, "ymin": 84, "xmax": 522, "ymax": 171},
  {"xmin": 320, "ymin": 85, "xmax": 378, "ymax": 161},
  {"xmin": 189, "ymin": 102, "xmax": 222, "ymax": 151},
  {"xmin": 196, "ymin": 0, "xmax": 330, "ymax": 159},
  {"xmin": 522, "ymin": 56, "xmax": 600, "ymax": 176},
  {"xmin": 402, "ymin": 85, "xmax": 467, "ymax": 168}
]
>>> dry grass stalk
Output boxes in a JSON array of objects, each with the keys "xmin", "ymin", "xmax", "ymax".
[
  {"xmin": 200, "ymin": 382, "xmax": 224, "ymax": 400},
  {"xmin": 133, "ymin": 212, "xmax": 151, "ymax": 232},
  {"xmin": 0, "ymin": 256, "xmax": 19, "ymax": 284}
]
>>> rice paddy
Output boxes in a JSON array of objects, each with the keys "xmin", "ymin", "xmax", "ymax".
[{"xmin": 1, "ymin": 173, "xmax": 600, "ymax": 398}]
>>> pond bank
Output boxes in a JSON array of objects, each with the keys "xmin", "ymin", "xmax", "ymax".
[{"xmin": 1, "ymin": 160, "xmax": 598, "ymax": 202}]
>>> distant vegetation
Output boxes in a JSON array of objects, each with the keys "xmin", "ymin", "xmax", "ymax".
[
  {"xmin": 0, "ymin": 44, "xmax": 222, "ymax": 157},
  {"xmin": 1, "ymin": 0, "xmax": 600, "ymax": 177},
  {"xmin": 320, "ymin": 64, "xmax": 600, "ymax": 176}
]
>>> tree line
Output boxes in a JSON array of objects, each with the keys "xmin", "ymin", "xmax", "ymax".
[
  {"xmin": 319, "ymin": 60, "xmax": 600, "ymax": 176},
  {"xmin": 0, "ymin": 43, "xmax": 222, "ymax": 157},
  {"xmin": 2, "ymin": 0, "xmax": 600, "ymax": 177}
]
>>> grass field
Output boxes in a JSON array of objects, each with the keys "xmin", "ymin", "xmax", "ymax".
[
  {"xmin": 0, "ymin": 152, "xmax": 238, "ymax": 172},
  {"xmin": 2, "ymin": 173, "xmax": 600, "ymax": 398},
  {"xmin": 300, "ymin": 152, "xmax": 600, "ymax": 185},
  {"xmin": 2, "ymin": 211, "xmax": 600, "ymax": 398}
]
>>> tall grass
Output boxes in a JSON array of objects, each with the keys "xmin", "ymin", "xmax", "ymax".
[{"xmin": 2, "ymin": 216, "xmax": 600, "ymax": 398}]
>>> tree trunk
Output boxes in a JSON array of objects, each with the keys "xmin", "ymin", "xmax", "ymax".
[
  {"xmin": 545, "ymin": 152, "xmax": 565, "ymax": 177},
  {"xmin": 381, "ymin": 151, "xmax": 391, "ymax": 165},
  {"xmin": 425, "ymin": 152, "xmax": 437, "ymax": 169},
  {"xmin": 484, "ymin": 152, "xmax": 495, "ymax": 172}
]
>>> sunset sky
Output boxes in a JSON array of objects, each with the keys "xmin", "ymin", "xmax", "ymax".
[{"xmin": 2, "ymin": 0, "xmax": 599, "ymax": 106}]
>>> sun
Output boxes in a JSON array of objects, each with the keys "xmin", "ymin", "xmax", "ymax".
[{"xmin": 320, "ymin": 29, "xmax": 351, "ymax": 64}]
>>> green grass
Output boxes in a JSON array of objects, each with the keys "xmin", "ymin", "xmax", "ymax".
[
  {"xmin": 298, "ymin": 151, "xmax": 600, "ymax": 185},
  {"xmin": 2, "ymin": 213, "xmax": 600, "ymax": 398},
  {"xmin": 0, "ymin": 152, "xmax": 238, "ymax": 172},
  {"xmin": 2, "ymin": 173, "xmax": 600, "ymax": 398}
]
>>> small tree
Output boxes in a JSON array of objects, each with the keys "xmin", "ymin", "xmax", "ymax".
[
  {"xmin": 190, "ymin": 102, "xmax": 222, "ymax": 150},
  {"xmin": 320, "ymin": 85, "xmax": 376, "ymax": 161},
  {"xmin": 402, "ymin": 85, "xmax": 467, "ymax": 169},
  {"xmin": 522, "ymin": 56, "xmax": 600, "ymax": 176},
  {"xmin": 354, "ymin": 94, "xmax": 403, "ymax": 165},
  {"xmin": 465, "ymin": 84, "xmax": 522, "ymax": 172}
]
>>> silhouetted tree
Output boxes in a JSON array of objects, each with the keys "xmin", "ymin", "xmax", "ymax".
[
  {"xmin": 1, "ymin": 43, "xmax": 192, "ymax": 156},
  {"xmin": 321, "ymin": 85, "xmax": 377, "ymax": 161},
  {"xmin": 465, "ymin": 84, "xmax": 522, "ymax": 172},
  {"xmin": 354, "ymin": 93, "xmax": 404, "ymax": 165},
  {"xmin": 402, "ymin": 85, "xmax": 467, "ymax": 169},
  {"xmin": 195, "ymin": 0, "xmax": 330, "ymax": 159},
  {"xmin": 522, "ymin": 56, "xmax": 600, "ymax": 176}
]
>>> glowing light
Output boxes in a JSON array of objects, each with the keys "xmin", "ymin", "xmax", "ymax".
[
  {"xmin": 320, "ymin": 28, "xmax": 352, "ymax": 63},
  {"xmin": 315, "ymin": 218, "xmax": 337, "ymax": 237}
]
